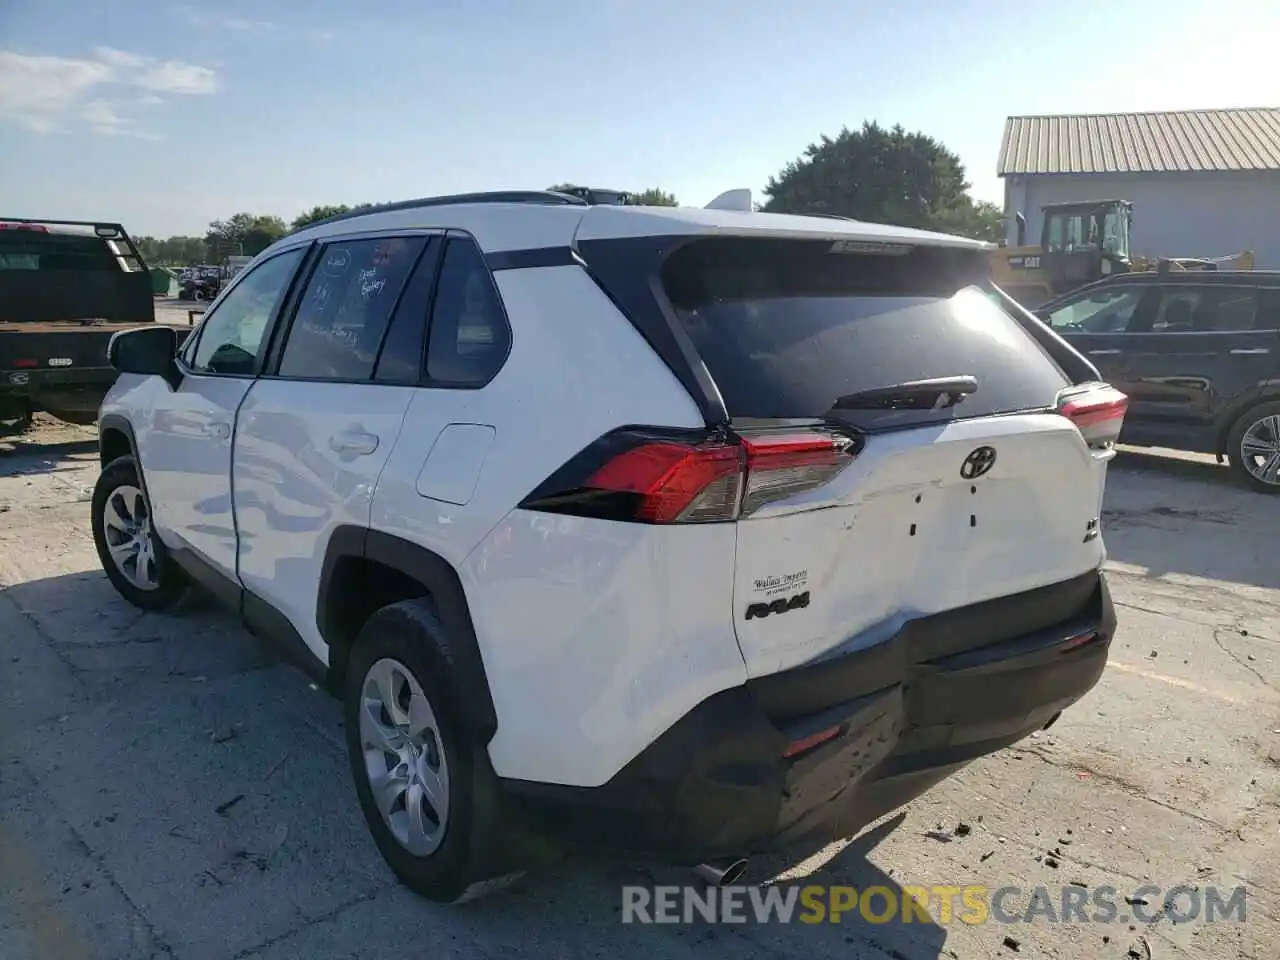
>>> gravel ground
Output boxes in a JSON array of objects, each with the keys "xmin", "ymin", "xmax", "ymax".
[
  {"xmin": 153, "ymin": 298, "xmax": 205, "ymax": 330},
  {"xmin": 2, "ymin": 419, "xmax": 1278, "ymax": 960}
]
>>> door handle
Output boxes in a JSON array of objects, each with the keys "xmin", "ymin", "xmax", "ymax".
[
  {"xmin": 329, "ymin": 430, "xmax": 379, "ymax": 457},
  {"xmin": 203, "ymin": 421, "xmax": 231, "ymax": 440},
  {"xmin": 1229, "ymin": 348, "xmax": 1270, "ymax": 355},
  {"xmin": 1088, "ymin": 349, "xmax": 1122, "ymax": 356}
]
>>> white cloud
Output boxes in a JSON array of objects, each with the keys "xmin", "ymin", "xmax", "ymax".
[
  {"xmin": 0, "ymin": 46, "xmax": 216, "ymax": 138},
  {"xmin": 133, "ymin": 59, "xmax": 218, "ymax": 95},
  {"xmin": 92, "ymin": 46, "xmax": 148, "ymax": 69},
  {"xmin": 173, "ymin": 5, "xmax": 275, "ymax": 31},
  {"xmin": 172, "ymin": 5, "xmax": 334, "ymax": 42},
  {"xmin": 0, "ymin": 52, "xmax": 114, "ymax": 130}
]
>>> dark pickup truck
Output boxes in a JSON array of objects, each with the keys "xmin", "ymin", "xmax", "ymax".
[{"xmin": 0, "ymin": 218, "xmax": 192, "ymax": 436}]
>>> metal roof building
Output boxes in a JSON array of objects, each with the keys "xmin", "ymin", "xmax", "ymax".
[{"xmin": 997, "ymin": 108, "xmax": 1280, "ymax": 267}]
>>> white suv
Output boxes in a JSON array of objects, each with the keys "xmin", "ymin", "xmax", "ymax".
[{"xmin": 92, "ymin": 190, "xmax": 1124, "ymax": 902}]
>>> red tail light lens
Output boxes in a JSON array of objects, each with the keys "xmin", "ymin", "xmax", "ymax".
[
  {"xmin": 0, "ymin": 222, "xmax": 48, "ymax": 232},
  {"xmin": 520, "ymin": 427, "xmax": 856, "ymax": 524},
  {"xmin": 585, "ymin": 440, "xmax": 743, "ymax": 523},
  {"xmin": 1057, "ymin": 384, "xmax": 1128, "ymax": 448}
]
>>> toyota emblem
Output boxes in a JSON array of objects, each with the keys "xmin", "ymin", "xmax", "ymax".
[{"xmin": 960, "ymin": 446, "xmax": 997, "ymax": 480}]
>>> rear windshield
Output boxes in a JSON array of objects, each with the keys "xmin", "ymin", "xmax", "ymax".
[
  {"xmin": 661, "ymin": 237, "xmax": 1071, "ymax": 429},
  {"xmin": 0, "ymin": 232, "xmax": 121, "ymax": 272}
]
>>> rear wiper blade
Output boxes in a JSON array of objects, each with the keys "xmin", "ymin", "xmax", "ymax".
[{"xmin": 831, "ymin": 375, "xmax": 978, "ymax": 411}]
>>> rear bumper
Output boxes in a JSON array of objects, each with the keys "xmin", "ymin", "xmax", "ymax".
[
  {"xmin": 1, "ymin": 367, "xmax": 117, "ymax": 416},
  {"xmin": 499, "ymin": 569, "xmax": 1115, "ymax": 863}
]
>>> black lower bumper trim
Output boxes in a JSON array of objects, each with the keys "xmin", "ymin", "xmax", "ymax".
[{"xmin": 498, "ymin": 570, "xmax": 1116, "ymax": 863}]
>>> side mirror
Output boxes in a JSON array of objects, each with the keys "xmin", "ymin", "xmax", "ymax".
[{"xmin": 108, "ymin": 326, "xmax": 180, "ymax": 389}]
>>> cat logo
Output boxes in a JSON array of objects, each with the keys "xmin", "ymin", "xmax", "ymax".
[{"xmin": 744, "ymin": 591, "xmax": 810, "ymax": 620}]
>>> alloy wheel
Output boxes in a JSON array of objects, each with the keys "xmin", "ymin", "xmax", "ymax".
[{"xmin": 1240, "ymin": 413, "xmax": 1280, "ymax": 486}]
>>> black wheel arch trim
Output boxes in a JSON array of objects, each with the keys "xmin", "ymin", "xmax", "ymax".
[
  {"xmin": 98, "ymin": 414, "xmax": 138, "ymax": 463},
  {"xmin": 97, "ymin": 414, "xmax": 151, "ymax": 503},
  {"xmin": 318, "ymin": 525, "xmax": 499, "ymax": 743}
]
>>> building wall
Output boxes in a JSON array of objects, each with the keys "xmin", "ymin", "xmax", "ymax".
[{"xmin": 1001, "ymin": 171, "xmax": 1280, "ymax": 269}]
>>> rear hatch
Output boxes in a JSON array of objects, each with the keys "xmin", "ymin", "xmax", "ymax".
[{"xmin": 659, "ymin": 236, "xmax": 1120, "ymax": 677}]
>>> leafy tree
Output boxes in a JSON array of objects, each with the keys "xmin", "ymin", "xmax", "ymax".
[
  {"xmin": 930, "ymin": 199, "xmax": 1006, "ymax": 244},
  {"xmin": 135, "ymin": 235, "xmax": 206, "ymax": 266},
  {"xmin": 292, "ymin": 204, "xmax": 352, "ymax": 231},
  {"xmin": 627, "ymin": 188, "xmax": 677, "ymax": 207},
  {"xmin": 762, "ymin": 121, "xmax": 999, "ymax": 240},
  {"xmin": 206, "ymin": 213, "xmax": 288, "ymax": 259}
]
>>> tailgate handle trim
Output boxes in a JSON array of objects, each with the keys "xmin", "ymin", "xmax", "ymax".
[
  {"xmin": 1087, "ymin": 349, "xmax": 1121, "ymax": 356},
  {"xmin": 1229, "ymin": 348, "xmax": 1270, "ymax": 355}
]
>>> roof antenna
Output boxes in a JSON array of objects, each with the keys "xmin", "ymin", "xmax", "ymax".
[{"xmin": 705, "ymin": 189, "xmax": 753, "ymax": 212}]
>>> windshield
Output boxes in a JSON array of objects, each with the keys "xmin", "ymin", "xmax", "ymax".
[{"xmin": 661, "ymin": 237, "xmax": 1072, "ymax": 430}]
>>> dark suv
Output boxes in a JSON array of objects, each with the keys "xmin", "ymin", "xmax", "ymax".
[{"xmin": 1035, "ymin": 272, "xmax": 1280, "ymax": 492}]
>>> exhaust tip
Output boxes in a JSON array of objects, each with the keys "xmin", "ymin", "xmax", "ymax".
[{"xmin": 693, "ymin": 858, "xmax": 748, "ymax": 886}]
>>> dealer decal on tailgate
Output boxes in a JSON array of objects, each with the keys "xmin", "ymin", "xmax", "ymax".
[{"xmin": 745, "ymin": 569, "xmax": 811, "ymax": 620}]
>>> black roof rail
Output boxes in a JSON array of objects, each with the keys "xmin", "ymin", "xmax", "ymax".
[{"xmin": 298, "ymin": 190, "xmax": 589, "ymax": 231}]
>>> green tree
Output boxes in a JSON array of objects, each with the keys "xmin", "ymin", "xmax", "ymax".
[
  {"xmin": 292, "ymin": 204, "xmax": 352, "ymax": 231},
  {"xmin": 627, "ymin": 188, "xmax": 677, "ymax": 207},
  {"xmin": 134, "ymin": 235, "xmax": 160, "ymax": 264},
  {"xmin": 929, "ymin": 199, "xmax": 1006, "ymax": 243},
  {"xmin": 762, "ymin": 121, "xmax": 998, "ymax": 240},
  {"xmin": 206, "ymin": 213, "xmax": 288, "ymax": 259}
]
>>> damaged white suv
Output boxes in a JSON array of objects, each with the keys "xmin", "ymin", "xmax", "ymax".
[{"xmin": 92, "ymin": 189, "xmax": 1124, "ymax": 902}]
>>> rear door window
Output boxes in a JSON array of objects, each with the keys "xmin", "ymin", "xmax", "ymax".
[
  {"xmin": 1138, "ymin": 285, "xmax": 1261, "ymax": 333},
  {"xmin": 660, "ymin": 237, "xmax": 1072, "ymax": 430},
  {"xmin": 277, "ymin": 236, "xmax": 426, "ymax": 381}
]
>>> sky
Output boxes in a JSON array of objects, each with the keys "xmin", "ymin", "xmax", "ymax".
[{"xmin": 2, "ymin": 0, "xmax": 1278, "ymax": 238}]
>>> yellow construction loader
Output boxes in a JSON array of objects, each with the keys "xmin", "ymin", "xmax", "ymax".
[{"xmin": 990, "ymin": 198, "xmax": 1255, "ymax": 309}]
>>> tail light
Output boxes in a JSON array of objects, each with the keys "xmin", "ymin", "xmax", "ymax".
[
  {"xmin": 1057, "ymin": 383, "xmax": 1127, "ymax": 448},
  {"xmin": 519, "ymin": 427, "xmax": 857, "ymax": 524},
  {"xmin": 0, "ymin": 222, "xmax": 48, "ymax": 232}
]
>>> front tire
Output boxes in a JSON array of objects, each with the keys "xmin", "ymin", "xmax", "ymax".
[
  {"xmin": 343, "ymin": 599, "xmax": 518, "ymax": 903},
  {"xmin": 1227, "ymin": 401, "xmax": 1280, "ymax": 493},
  {"xmin": 91, "ymin": 456, "xmax": 189, "ymax": 610}
]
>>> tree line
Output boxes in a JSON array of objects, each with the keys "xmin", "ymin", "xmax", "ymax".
[{"xmin": 134, "ymin": 121, "xmax": 1002, "ymax": 267}]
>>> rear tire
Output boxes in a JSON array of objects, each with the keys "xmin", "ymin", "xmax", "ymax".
[
  {"xmin": 1226, "ymin": 401, "xmax": 1280, "ymax": 493},
  {"xmin": 344, "ymin": 599, "xmax": 520, "ymax": 903},
  {"xmin": 91, "ymin": 456, "xmax": 190, "ymax": 610}
]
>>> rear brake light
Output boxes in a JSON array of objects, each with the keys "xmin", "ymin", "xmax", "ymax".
[
  {"xmin": 0, "ymin": 222, "xmax": 48, "ymax": 232},
  {"xmin": 12, "ymin": 359, "xmax": 38, "ymax": 368},
  {"xmin": 520, "ymin": 428, "xmax": 856, "ymax": 524},
  {"xmin": 586, "ymin": 441, "xmax": 743, "ymax": 523},
  {"xmin": 1057, "ymin": 384, "xmax": 1127, "ymax": 448}
]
